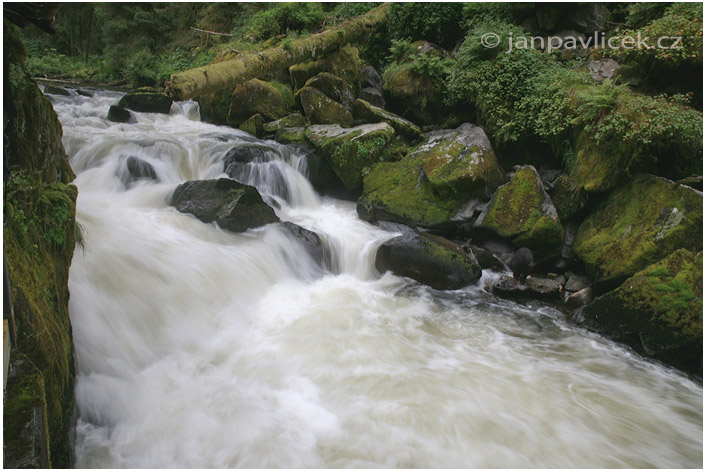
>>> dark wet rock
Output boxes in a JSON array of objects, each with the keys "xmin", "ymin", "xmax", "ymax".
[
  {"xmin": 76, "ymin": 89, "xmax": 93, "ymax": 97},
  {"xmin": 470, "ymin": 245, "xmax": 506, "ymax": 272},
  {"xmin": 280, "ymin": 221, "xmax": 325, "ymax": 266},
  {"xmin": 491, "ymin": 274, "xmax": 563, "ymax": 300},
  {"xmin": 123, "ymin": 156, "xmax": 157, "ymax": 184},
  {"xmin": 43, "ymin": 85, "xmax": 70, "ymax": 96},
  {"xmin": 375, "ymin": 225, "xmax": 481, "ymax": 290},
  {"xmin": 564, "ymin": 287, "xmax": 593, "ymax": 310},
  {"xmin": 510, "ymin": 247, "xmax": 534, "ymax": 282},
  {"xmin": 360, "ymin": 65, "xmax": 383, "ymax": 90},
  {"xmin": 170, "ymin": 178, "xmax": 279, "ymax": 232},
  {"xmin": 118, "ymin": 88, "xmax": 173, "ymax": 114},
  {"xmin": 107, "ymin": 105, "xmax": 133, "ymax": 123},
  {"xmin": 223, "ymin": 144, "xmax": 278, "ymax": 177},
  {"xmin": 359, "ymin": 87, "xmax": 385, "ymax": 108},
  {"xmin": 565, "ymin": 274, "xmax": 592, "ymax": 292}
]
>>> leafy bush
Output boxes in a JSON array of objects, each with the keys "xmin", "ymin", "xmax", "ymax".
[
  {"xmin": 243, "ymin": 3, "xmax": 325, "ymax": 41},
  {"xmin": 122, "ymin": 48, "xmax": 159, "ymax": 88},
  {"xmin": 387, "ymin": 3, "xmax": 465, "ymax": 50}
]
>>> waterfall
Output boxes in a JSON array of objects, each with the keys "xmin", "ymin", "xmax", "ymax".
[{"xmin": 55, "ymin": 89, "xmax": 702, "ymax": 468}]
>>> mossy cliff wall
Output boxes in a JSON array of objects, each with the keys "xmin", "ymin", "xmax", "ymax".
[{"xmin": 4, "ymin": 21, "xmax": 78, "ymax": 468}]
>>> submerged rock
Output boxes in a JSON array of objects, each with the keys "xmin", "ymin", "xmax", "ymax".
[
  {"xmin": 118, "ymin": 87, "xmax": 173, "ymax": 114},
  {"xmin": 375, "ymin": 224, "xmax": 481, "ymax": 290},
  {"xmin": 475, "ymin": 165, "xmax": 564, "ymax": 259},
  {"xmin": 280, "ymin": 221, "xmax": 325, "ymax": 266},
  {"xmin": 573, "ymin": 174, "xmax": 703, "ymax": 288},
  {"xmin": 170, "ymin": 178, "xmax": 279, "ymax": 232},
  {"xmin": 107, "ymin": 105, "xmax": 133, "ymax": 123},
  {"xmin": 43, "ymin": 85, "xmax": 70, "ymax": 96},
  {"xmin": 575, "ymin": 249, "xmax": 702, "ymax": 375},
  {"xmin": 305, "ymin": 122, "xmax": 395, "ymax": 190},
  {"xmin": 122, "ymin": 156, "xmax": 157, "ymax": 185}
]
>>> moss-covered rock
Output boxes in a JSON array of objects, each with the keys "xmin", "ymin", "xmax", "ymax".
[
  {"xmin": 4, "ymin": 20, "xmax": 77, "ymax": 468},
  {"xmin": 118, "ymin": 87, "xmax": 173, "ymax": 114},
  {"xmin": 577, "ymin": 249, "xmax": 702, "ymax": 375},
  {"xmin": 375, "ymin": 224, "xmax": 481, "ymax": 290},
  {"xmin": 227, "ymin": 78, "xmax": 292, "ymax": 127},
  {"xmin": 382, "ymin": 61, "xmax": 448, "ymax": 126},
  {"xmin": 573, "ymin": 174, "xmax": 702, "ymax": 287},
  {"xmin": 305, "ymin": 122, "xmax": 395, "ymax": 190},
  {"xmin": 107, "ymin": 105, "xmax": 133, "ymax": 123},
  {"xmin": 475, "ymin": 166, "xmax": 564, "ymax": 258},
  {"xmin": 551, "ymin": 173, "xmax": 589, "ymax": 221},
  {"xmin": 302, "ymin": 72, "xmax": 354, "ymax": 109},
  {"xmin": 289, "ymin": 44, "xmax": 363, "ymax": 91},
  {"xmin": 43, "ymin": 85, "xmax": 70, "ymax": 96},
  {"xmin": 353, "ymin": 99, "xmax": 423, "ymax": 141},
  {"xmin": 297, "ymin": 86, "xmax": 354, "ymax": 127},
  {"xmin": 417, "ymin": 123, "xmax": 505, "ymax": 200},
  {"xmin": 170, "ymin": 178, "xmax": 279, "ymax": 232},
  {"xmin": 358, "ymin": 151, "xmax": 459, "ymax": 228},
  {"xmin": 262, "ymin": 113, "xmax": 310, "ymax": 145},
  {"xmin": 239, "ymin": 113, "xmax": 264, "ymax": 138}
]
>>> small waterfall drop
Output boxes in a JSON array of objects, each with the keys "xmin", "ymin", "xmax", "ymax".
[{"xmin": 56, "ymin": 89, "xmax": 702, "ymax": 468}]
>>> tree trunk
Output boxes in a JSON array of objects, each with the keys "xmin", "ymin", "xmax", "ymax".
[{"xmin": 165, "ymin": 3, "xmax": 390, "ymax": 101}]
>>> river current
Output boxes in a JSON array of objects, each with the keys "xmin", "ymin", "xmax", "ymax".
[{"xmin": 49, "ymin": 88, "xmax": 702, "ymax": 468}]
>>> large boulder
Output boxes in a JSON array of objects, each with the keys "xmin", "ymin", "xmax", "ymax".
[
  {"xmin": 238, "ymin": 114, "xmax": 264, "ymax": 138},
  {"xmin": 575, "ymin": 249, "xmax": 702, "ymax": 375},
  {"xmin": 353, "ymin": 99, "xmax": 423, "ymax": 141},
  {"xmin": 301, "ymin": 72, "xmax": 354, "ymax": 109},
  {"xmin": 289, "ymin": 44, "xmax": 362, "ymax": 91},
  {"xmin": 375, "ymin": 224, "xmax": 481, "ymax": 290},
  {"xmin": 170, "ymin": 178, "xmax": 279, "ymax": 232},
  {"xmin": 475, "ymin": 166, "xmax": 564, "ymax": 259},
  {"xmin": 360, "ymin": 65, "xmax": 383, "ymax": 90},
  {"xmin": 305, "ymin": 123, "xmax": 395, "ymax": 190},
  {"xmin": 359, "ymin": 124, "xmax": 504, "ymax": 229},
  {"xmin": 43, "ymin": 85, "xmax": 70, "ymax": 96},
  {"xmin": 118, "ymin": 87, "xmax": 173, "ymax": 114},
  {"xmin": 297, "ymin": 86, "xmax": 353, "ymax": 127},
  {"xmin": 417, "ymin": 123, "xmax": 505, "ymax": 200},
  {"xmin": 227, "ymin": 79, "xmax": 293, "ymax": 127},
  {"xmin": 573, "ymin": 175, "xmax": 703, "ymax": 287},
  {"xmin": 262, "ymin": 113, "xmax": 309, "ymax": 145}
]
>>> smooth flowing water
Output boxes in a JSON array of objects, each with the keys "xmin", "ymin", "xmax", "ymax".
[{"xmin": 51, "ymin": 89, "xmax": 702, "ymax": 468}]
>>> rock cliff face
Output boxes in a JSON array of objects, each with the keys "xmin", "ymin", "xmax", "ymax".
[{"xmin": 4, "ymin": 20, "xmax": 78, "ymax": 468}]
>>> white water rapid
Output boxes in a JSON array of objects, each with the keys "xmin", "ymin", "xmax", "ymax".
[{"xmin": 51, "ymin": 88, "xmax": 702, "ymax": 468}]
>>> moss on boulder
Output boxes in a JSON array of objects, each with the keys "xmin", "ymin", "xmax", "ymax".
[
  {"xmin": 573, "ymin": 174, "xmax": 703, "ymax": 287},
  {"xmin": 297, "ymin": 86, "xmax": 354, "ymax": 127},
  {"xmin": 475, "ymin": 166, "xmax": 564, "ymax": 258},
  {"xmin": 262, "ymin": 114, "xmax": 310, "ymax": 145},
  {"xmin": 239, "ymin": 113, "xmax": 264, "ymax": 138},
  {"xmin": 289, "ymin": 44, "xmax": 363, "ymax": 91},
  {"xmin": 353, "ymin": 99, "xmax": 423, "ymax": 141},
  {"xmin": 551, "ymin": 173, "xmax": 589, "ymax": 221},
  {"xmin": 227, "ymin": 78, "xmax": 292, "ymax": 127},
  {"xmin": 382, "ymin": 61, "xmax": 447, "ymax": 126},
  {"xmin": 118, "ymin": 87, "xmax": 173, "ymax": 114},
  {"xmin": 302, "ymin": 72, "xmax": 354, "ymax": 109},
  {"xmin": 417, "ymin": 123, "xmax": 505, "ymax": 200},
  {"xmin": 4, "ymin": 21, "xmax": 78, "ymax": 468},
  {"xmin": 305, "ymin": 123, "xmax": 395, "ymax": 190},
  {"xmin": 577, "ymin": 249, "xmax": 702, "ymax": 375}
]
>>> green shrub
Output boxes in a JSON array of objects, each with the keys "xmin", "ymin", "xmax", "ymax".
[
  {"xmin": 122, "ymin": 48, "xmax": 159, "ymax": 88},
  {"xmin": 244, "ymin": 3, "xmax": 325, "ymax": 41},
  {"xmin": 387, "ymin": 3, "xmax": 465, "ymax": 50}
]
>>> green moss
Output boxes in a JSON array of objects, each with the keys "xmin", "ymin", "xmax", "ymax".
[
  {"xmin": 239, "ymin": 114, "xmax": 264, "ymax": 138},
  {"xmin": 421, "ymin": 233, "xmax": 481, "ymax": 281},
  {"xmin": 574, "ymin": 174, "xmax": 703, "ymax": 285},
  {"xmin": 479, "ymin": 167, "xmax": 563, "ymax": 255},
  {"xmin": 360, "ymin": 151, "xmax": 459, "ymax": 227},
  {"xmin": 551, "ymin": 174, "xmax": 588, "ymax": 221},
  {"xmin": 582, "ymin": 249, "xmax": 702, "ymax": 374},
  {"xmin": 353, "ymin": 98, "xmax": 423, "ymax": 141},
  {"xmin": 306, "ymin": 123, "xmax": 395, "ymax": 189},
  {"xmin": 297, "ymin": 86, "xmax": 354, "ymax": 127},
  {"xmin": 3, "ymin": 356, "xmax": 50, "ymax": 468},
  {"xmin": 227, "ymin": 78, "xmax": 292, "ymax": 127},
  {"xmin": 382, "ymin": 61, "xmax": 446, "ymax": 125},
  {"xmin": 290, "ymin": 44, "xmax": 362, "ymax": 91}
]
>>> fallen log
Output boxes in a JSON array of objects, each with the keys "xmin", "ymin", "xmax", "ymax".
[{"xmin": 165, "ymin": 3, "xmax": 390, "ymax": 101}]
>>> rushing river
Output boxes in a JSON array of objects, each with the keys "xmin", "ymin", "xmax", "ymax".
[{"xmin": 49, "ymin": 88, "xmax": 702, "ymax": 468}]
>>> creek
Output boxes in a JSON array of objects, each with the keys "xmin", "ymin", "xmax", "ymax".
[{"xmin": 50, "ymin": 89, "xmax": 702, "ymax": 468}]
